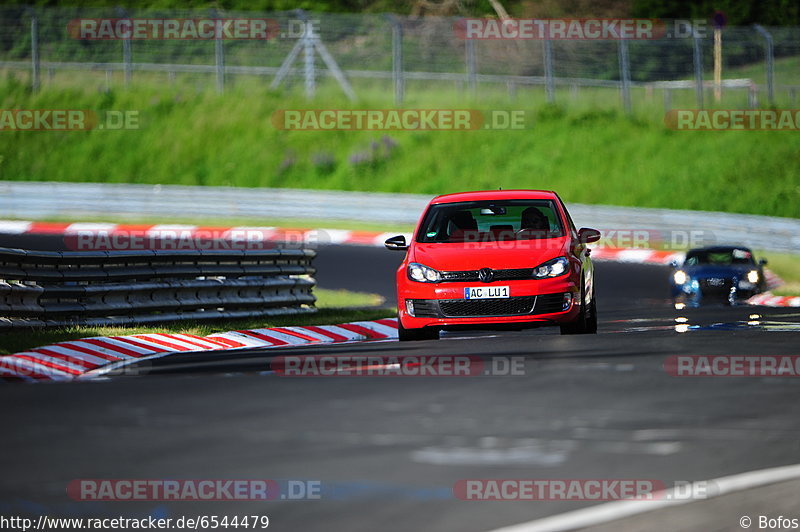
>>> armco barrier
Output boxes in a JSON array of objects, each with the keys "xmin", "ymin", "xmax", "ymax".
[
  {"xmin": 2, "ymin": 182, "xmax": 798, "ymax": 254},
  {"xmin": 0, "ymin": 247, "xmax": 316, "ymax": 327}
]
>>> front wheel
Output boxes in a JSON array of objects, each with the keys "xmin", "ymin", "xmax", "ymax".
[
  {"xmin": 560, "ymin": 285, "xmax": 597, "ymax": 335},
  {"xmin": 398, "ymin": 319, "xmax": 440, "ymax": 341}
]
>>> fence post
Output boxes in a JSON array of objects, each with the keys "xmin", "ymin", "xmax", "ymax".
[
  {"xmin": 116, "ymin": 7, "xmax": 132, "ymax": 87},
  {"xmin": 543, "ymin": 38, "xmax": 554, "ymax": 103},
  {"xmin": 302, "ymin": 18, "xmax": 316, "ymax": 99},
  {"xmin": 386, "ymin": 15, "xmax": 404, "ymax": 106},
  {"xmin": 753, "ymin": 25, "xmax": 774, "ymax": 106},
  {"xmin": 692, "ymin": 27, "xmax": 704, "ymax": 109},
  {"xmin": 465, "ymin": 38, "xmax": 477, "ymax": 96},
  {"xmin": 618, "ymin": 38, "xmax": 632, "ymax": 114},
  {"xmin": 212, "ymin": 9, "xmax": 225, "ymax": 93},
  {"xmin": 28, "ymin": 8, "xmax": 40, "ymax": 92}
]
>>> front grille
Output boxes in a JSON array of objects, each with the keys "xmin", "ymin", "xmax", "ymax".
[
  {"xmin": 439, "ymin": 296, "xmax": 537, "ymax": 317},
  {"xmin": 440, "ymin": 268, "xmax": 533, "ymax": 283},
  {"xmin": 699, "ymin": 278, "xmax": 732, "ymax": 296},
  {"xmin": 410, "ymin": 293, "xmax": 568, "ymax": 318}
]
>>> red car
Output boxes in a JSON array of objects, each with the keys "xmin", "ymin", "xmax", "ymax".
[{"xmin": 384, "ymin": 190, "xmax": 601, "ymax": 341}]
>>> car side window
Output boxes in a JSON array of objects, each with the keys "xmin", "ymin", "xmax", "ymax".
[{"xmin": 558, "ymin": 198, "xmax": 578, "ymax": 238}]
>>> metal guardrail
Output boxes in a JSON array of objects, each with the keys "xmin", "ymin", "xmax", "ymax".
[
  {"xmin": 1, "ymin": 181, "xmax": 798, "ymax": 254},
  {"xmin": 0, "ymin": 246, "xmax": 316, "ymax": 328}
]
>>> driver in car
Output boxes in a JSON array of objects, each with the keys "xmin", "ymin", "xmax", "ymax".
[{"xmin": 516, "ymin": 206, "xmax": 550, "ymax": 239}]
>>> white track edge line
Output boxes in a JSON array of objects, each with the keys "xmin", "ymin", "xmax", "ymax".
[{"xmin": 486, "ymin": 463, "xmax": 800, "ymax": 532}]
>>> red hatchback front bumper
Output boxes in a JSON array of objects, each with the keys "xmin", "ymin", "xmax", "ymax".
[{"xmin": 397, "ymin": 276, "xmax": 581, "ymax": 330}]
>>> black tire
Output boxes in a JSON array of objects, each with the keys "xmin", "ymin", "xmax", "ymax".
[
  {"xmin": 584, "ymin": 288, "xmax": 598, "ymax": 334},
  {"xmin": 398, "ymin": 319, "xmax": 439, "ymax": 341},
  {"xmin": 560, "ymin": 284, "xmax": 597, "ymax": 335}
]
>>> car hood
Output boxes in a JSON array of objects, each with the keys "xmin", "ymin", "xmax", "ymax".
[
  {"xmin": 682, "ymin": 265, "xmax": 755, "ymax": 279},
  {"xmin": 410, "ymin": 237, "xmax": 569, "ymax": 271}
]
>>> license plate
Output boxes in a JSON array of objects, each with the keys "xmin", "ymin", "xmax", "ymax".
[{"xmin": 464, "ymin": 286, "xmax": 510, "ymax": 299}]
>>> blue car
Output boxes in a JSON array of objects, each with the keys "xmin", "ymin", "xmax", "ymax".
[{"xmin": 670, "ymin": 246, "xmax": 768, "ymax": 307}]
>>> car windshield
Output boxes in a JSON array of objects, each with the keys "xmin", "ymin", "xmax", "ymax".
[
  {"xmin": 417, "ymin": 199, "xmax": 564, "ymax": 243},
  {"xmin": 684, "ymin": 248, "xmax": 755, "ymax": 266}
]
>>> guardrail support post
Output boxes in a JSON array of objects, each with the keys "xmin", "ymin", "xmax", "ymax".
[
  {"xmin": 753, "ymin": 25, "xmax": 774, "ymax": 106},
  {"xmin": 748, "ymin": 84, "xmax": 758, "ymax": 108}
]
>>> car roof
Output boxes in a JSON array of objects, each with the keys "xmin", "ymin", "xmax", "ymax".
[
  {"xmin": 686, "ymin": 246, "xmax": 753, "ymax": 254},
  {"xmin": 430, "ymin": 190, "xmax": 560, "ymax": 204}
]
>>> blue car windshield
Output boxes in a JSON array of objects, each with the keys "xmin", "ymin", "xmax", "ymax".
[
  {"xmin": 684, "ymin": 249, "xmax": 755, "ymax": 266},
  {"xmin": 417, "ymin": 200, "xmax": 564, "ymax": 243}
]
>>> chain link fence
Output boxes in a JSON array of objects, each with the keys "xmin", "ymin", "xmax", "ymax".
[{"xmin": 1, "ymin": 7, "xmax": 799, "ymax": 111}]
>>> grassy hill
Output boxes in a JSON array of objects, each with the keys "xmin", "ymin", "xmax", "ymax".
[{"xmin": 0, "ymin": 66, "xmax": 798, "ymax": 219}]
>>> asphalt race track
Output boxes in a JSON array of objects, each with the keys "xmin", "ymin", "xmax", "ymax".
[{"xmin": 2, "ymin": 234, "xmax": 800, "ymax": 531}]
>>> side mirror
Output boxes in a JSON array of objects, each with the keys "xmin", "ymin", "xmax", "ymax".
[
  {"xmin": 384, "ymin": 235, "xmax": 408, "ymax": 251},
  {"xmin": 759, "ymin": 258, "xmax": 768, "ymax": 266},
  {"xmin": 578, "ymin": 227, "xmax": 601, "ymax": 244},
  {"xmin": 669, "ymin": 260, "xmax": 679, "ymax": 268}
]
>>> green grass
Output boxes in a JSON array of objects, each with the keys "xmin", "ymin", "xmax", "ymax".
[
  {"xmin": 726, "ymin": 55, "xmax": 800, "ymax": 87},
  {"xmin": 0, "ymin": 288, "xmax": 392, "ymax": 355},
  {"xmin": 315, "ymin": 287, "xmax": 385, "ymax": 307},
  {"xmin": 1, "ymin": 73, "xmax": 799, "ymax": 219},
  {"xmin": 759, "ymin": 252, "xmax": 800, "ymax": 297}
]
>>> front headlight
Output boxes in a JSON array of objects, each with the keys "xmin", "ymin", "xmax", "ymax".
[
  {"xmin": 673, "ymin": 270, "xmax": 688, "ymax": 285},
  {"xmin": 747, "ymin": 270, "xmax": 759, "ymax": 284},
  {"xmin": 532, "ymin": 257, "xmax": 569, "ymax": 279},
  {"xmin": 407, "ymin": 263, "xmax": 441, "ymax": 283}
]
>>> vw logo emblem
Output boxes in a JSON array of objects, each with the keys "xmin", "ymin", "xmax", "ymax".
[{"xmin": 478, "ymin": 268, "xmax": 494, "ymax": 283}]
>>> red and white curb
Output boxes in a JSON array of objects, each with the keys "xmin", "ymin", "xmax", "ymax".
[
  {"xmin": 0, "ymin": 220, "xmax": 405, "ymax": 248},
  {"xmin": 747, "ymin": 293, "xmax": 800, "ymax": 307},
  {"xmin": 0, "ymin": 319, "xmax": 399, "ymax": 382}
]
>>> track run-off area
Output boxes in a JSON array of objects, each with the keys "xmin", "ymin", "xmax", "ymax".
[{"xmin": 1, "ymin": 232, "xmax": 799, "ymax": 531}]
